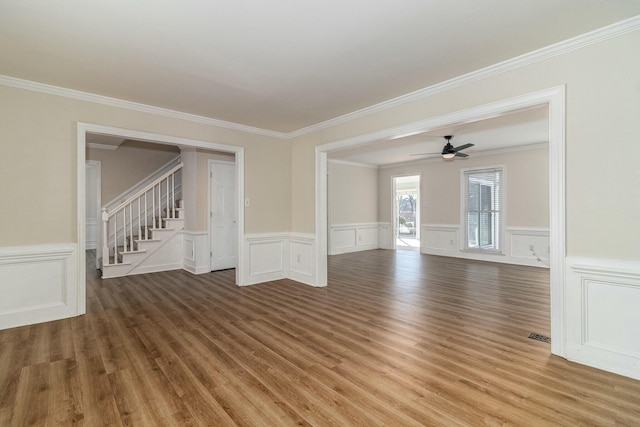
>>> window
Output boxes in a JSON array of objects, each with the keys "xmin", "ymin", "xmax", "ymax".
[{"xmin": 463, "ymin": 167, "xmax": 503, "ymax": 252}]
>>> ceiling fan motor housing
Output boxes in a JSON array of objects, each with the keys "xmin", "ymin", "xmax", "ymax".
[{"xmin": 442, "ymin": 142, "xmax": 455, "ymax": 155}]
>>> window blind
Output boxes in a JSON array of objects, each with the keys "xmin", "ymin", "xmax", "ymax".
[{"xmin": 464, "ymin": 167, "xmax": 503, "ymax": 251}]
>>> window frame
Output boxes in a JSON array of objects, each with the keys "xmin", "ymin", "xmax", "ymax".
[{"xmin": 460, "ymin": 165, "xmax": 505, "ymax": 254}]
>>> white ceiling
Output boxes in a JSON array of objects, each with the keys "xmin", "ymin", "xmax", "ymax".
[{"xmin": 1, "ymin": 1, "xmax": 639, "ymax": 134}]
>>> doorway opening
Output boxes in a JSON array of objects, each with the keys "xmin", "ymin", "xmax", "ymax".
[
  {"xmin": 393, "ymin": 175, "xmax": 420, "ymax": 251},
  {"xmin": 315, "ymin": 86, "xmax": 565, "ymax": 357},
  {"xmin": 77, "ymin": 123, "xmax": 247, "ymax": 314}
]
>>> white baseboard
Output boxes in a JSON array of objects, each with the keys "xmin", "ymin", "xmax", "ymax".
[
  {"xmin": 565, "ymin": 257, "xmax": 640, "ymax": 380},
  {"xmin": 181, "ymin": 231, "xmax": 210, "ymax": 274},
  {"xmin": 0, "ymin": 244, "xmax": 79, "ymax": 330},
  {"xmin": 420, "ymin": 224, "xmax": 550, "ymax": 268}
]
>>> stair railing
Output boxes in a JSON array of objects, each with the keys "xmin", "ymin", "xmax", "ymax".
[{"xmin": 101, "ymin": 162, "xmax": 183, "ymax": 266}]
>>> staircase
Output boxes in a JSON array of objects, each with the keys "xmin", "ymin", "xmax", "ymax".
[{"xmin": 100, "ymin": 162, "xmax": 184, "ymax": 279}]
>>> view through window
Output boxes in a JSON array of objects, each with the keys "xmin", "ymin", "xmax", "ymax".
[{"xmin": 463, "ymin": 167, "xmax": 503, "ymax": 252}]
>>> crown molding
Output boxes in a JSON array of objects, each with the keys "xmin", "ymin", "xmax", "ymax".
[
  {"xmin": 1, "ymin": 16, "xmax": 637, "ymax": 140},
  {"xmin": 288, "ymin": 15, "xmax": 640, "ymax": 139},
  {"xmin": 0, "ymin": 75, "xmax": 287, "ymax": 140}
]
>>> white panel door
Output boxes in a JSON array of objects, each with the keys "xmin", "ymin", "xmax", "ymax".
[{"xmin": 210, "ymin": 161, "xmax": 237, "ymax": 270}]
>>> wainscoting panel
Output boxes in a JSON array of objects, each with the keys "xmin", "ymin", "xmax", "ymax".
[
  {"xmin": 330, "ymin": 227, "xmax": 357, "ymax": 254},
  {"xmin": 243, "ymin": 234, "xmax": 287, "ymax": 285},
  {"xmin": 181, "ymin": 231, "xmax": 210, "ymax": 274},
  {"xmin": 421, "ymin": 224, "xmax": 549, "ymax": 268},
  {"xmin": 289, "ymin": 233, "xmax": 317, "ymax": 286},
  {"xmin": 329, "ymin": 223, "xmax": 381, "ymax": 255},
  {"xmin": 507, "ymin": 227, "xmax": 550, "ymax": 266},
  {"xmin": 242, "ymin": 233, "xmax": 318, "ymax": 287},
  {"xmin": 422, "ymin": 224, "xmax": 459, "ymax": 253},
  {"xmin": 358, "ymin": 226, "xmax": 378, "ymax": 247},
  {"xmin": 0, "ymin": 244, "xmax": 79, "ymax": 330},
  {"xmin": 566, "ymin": 257, "xmax": 640, "ymax": 380},
  {"xmin": 378, "ymin": 223, "xmax": 392, "ymax": 250}
]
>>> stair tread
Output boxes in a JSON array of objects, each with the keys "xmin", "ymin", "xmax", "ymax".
[
  {"xmin": 105, "ymin": 260, "xmax": 132, "ymax": 266},
  {"xmin": 119, "ymin": 249, "xmax": 147, "ymax": 254}
]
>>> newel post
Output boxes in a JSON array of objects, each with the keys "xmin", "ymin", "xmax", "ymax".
[{"xmin": 101, "ymin": 208, "xmax": 110, "ymax": 265}]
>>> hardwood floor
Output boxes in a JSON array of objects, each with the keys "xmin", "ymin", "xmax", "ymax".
[{"xmin": 1, "ymin": 250, "xmax": 639, "ymax": 426}]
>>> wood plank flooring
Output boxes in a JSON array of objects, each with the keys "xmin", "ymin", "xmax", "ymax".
[{"xmin": 2, "ymin": 250, "xmax": 640, "ymax": 426}]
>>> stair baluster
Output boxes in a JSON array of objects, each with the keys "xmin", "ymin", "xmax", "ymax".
[
  {"xmin": 171, "ymin": 174, "xmax": 176, "ymax": 218},
  {"xmin": 128, "ymin": 204, "xmax": 133, "ymax": 251},
  {"xmin": 137, "ymin": 197, "xmax": 141, "ymax": 245},
  {"xmin": 113, "ymin": 213, "xmax": 118, "ymax": 264},
  {"xmin": 101, "ymin": 162, "xmax": 183, "ymax": 268},
  {"xmin": 145, "ymin": 193, "xmax": 149, "ymax": 240},
  {"xmin": 122, "ymin": 208, "xmax": 126, "ymax": 256}
]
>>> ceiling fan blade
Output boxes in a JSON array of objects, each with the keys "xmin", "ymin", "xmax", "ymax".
[
  {"xmin": 409, "ymin": 152, "xmax": 441, "ymax": 156},
  {"xmin": 453, "ymin": 143, "xmax": 474, "ymax": 152},
  {"xmin": 455, "ymin": 152, "xmax": 469, "ymax": 158}
]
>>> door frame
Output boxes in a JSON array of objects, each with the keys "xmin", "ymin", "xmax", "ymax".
[
  {"xmin": 77, "ymin": 123, "xmax": 246, "ymax": 314},
  {"xmin": 85, "ymin": 160, "xmax": 101, "ymax": 265},
  {"xmin": 315, "ymin": 86, "xmax": 566, "ymax": 357},
  {"xmin": 392, "ymin": 173, "xmax": 421, "ymax": 251},
  {"xmin": 208, "ymin": 159, "xmax": 237, "ymax": 271}
]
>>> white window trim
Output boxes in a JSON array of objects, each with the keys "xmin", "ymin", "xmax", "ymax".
[{"xmin": 460, "ymin": 165, "xmax": 506, "ymax": 255}]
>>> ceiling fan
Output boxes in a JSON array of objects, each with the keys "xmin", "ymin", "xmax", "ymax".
[{"xmin": 411, "ymin": 135, "xmax": 474, "ymax": 159}]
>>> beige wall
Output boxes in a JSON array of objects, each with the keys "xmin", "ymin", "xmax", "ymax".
[
  {"xmin": 86, "ymin": 140, "xmax": 180, "ymax": 205},
  {"xmin": 328, "ymin": 161, "xmax": 378, "ymax": 225},
  {"xmin": 0, "ymin": 85, "xmax": 291, "ymax": 246},
  {"xmin": 291, "ymin": 30, "xmax": 640, "ymax": 261},
  {"xmin": 378, "ymin": 147, "xmax": 549, "ymax": 228}
]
